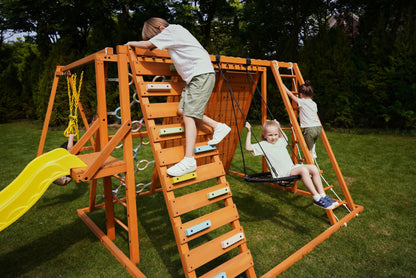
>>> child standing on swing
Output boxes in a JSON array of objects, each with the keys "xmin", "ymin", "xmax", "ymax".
[
  {"xmin": 245, "ymin": 120, "xmax": 337, "ymax": 210},
  {"xmin": 284, "ymin": 81, "xmax": 321, "ymax": 159},
  {"xmin": 126, "ymin": 17, "xmax": 231, "ymax": 177}
]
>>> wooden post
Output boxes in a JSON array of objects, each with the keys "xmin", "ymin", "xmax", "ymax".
[
  {"xmin": 37, "ymin": 66, "xmax": 64, "ymax": 156},
  {"xmin": 117, "ymin": 45, "xmax": 140, "ymax": 264}
]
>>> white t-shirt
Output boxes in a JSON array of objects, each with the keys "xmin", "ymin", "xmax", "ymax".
[
  {"xmin": 251, "ymin": 138, "xmax": 294, "ymax": 178},
  {"xmin": 297, "ymin": 98, "xmax": 321, "ymax": 128},
  {"xmin": 149, "ymin": 24, "xmax": 214, "ymax": 84}
]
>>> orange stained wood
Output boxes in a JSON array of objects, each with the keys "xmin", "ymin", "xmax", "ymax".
[
  {"xmin": 37, "ymin": 66, "xmax": 63, "ymax": 156},
  {"xmin": 71, "ymin": 152, "xmax": 126, "ymax": 182},
  {"xmin": 128, "ymin": 46, "xmax": 256, "ymax": 277},
  {"xmin": 185, "ymin": 227, "xmax": 247, "ymax": 272},
  {"xmin": 37, "ymin": 45, "xmax": 362, "ymax": 278},
  {"xmin": 261, "ymin": 204, "xmax": 364, "ymax": 278},
  {"xmin": 77, "ymin": 209, "xmax": 146, "ymax": 278},
  {"xmin": 200, "ymin": 250, "xmax": 255, "ymax": 278},
  {"xmin": 169, "ymin": 182, "xmax": 231, "ymax": 216},
  {"xmin": 76, "ymin": 120, "xmax": 131, "ymax": 182},
  {"xmin": 116, "ymin": 45, "xmax": 140, "ymax": 264}
]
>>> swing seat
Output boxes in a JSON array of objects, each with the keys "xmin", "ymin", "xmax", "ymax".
[{"xmin": 244, "ymin": 172, "xmax": 300, "ymax": 187}]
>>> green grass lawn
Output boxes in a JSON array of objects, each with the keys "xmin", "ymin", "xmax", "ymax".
[{"xmin": 0, "ymin": 122, "xmax": 415, "ymax": 277}]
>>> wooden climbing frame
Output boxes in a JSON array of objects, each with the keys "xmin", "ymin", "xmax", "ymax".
[{"xmin": 37, "ymin": 46, "xmax": 363, "ymax": 277}]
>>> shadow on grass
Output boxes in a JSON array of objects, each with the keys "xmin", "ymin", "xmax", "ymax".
[
  {"xmin": 39, "ymin": 181, "xmax": 90, "ymax": 208},
  {"xmin": 0, "ymin": 218, "xmax": 91, "ymax": 278},
  {"xmin": 227, "ymin": 174, "xmax": 330, "ymax": 230},
  {"xmin": 137, "ymin": 194, "xmax": 183, "ymax": 277},
  {"xmin": 232, "ymin": 189, "xmax": 310, "ymax": 234}
]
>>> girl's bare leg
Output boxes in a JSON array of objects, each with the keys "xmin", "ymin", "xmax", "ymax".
[{"xmin": 290, "ymin": 165, "xmax": 324, "ymax": 196}]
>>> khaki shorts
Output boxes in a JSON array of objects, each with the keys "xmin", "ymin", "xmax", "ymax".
[
  {"xmin": 303, "ymin": 126, "xmax": 322, "ymax": 150},
  {"xmin": 178, "ymin": 73, "xmax": 215, "ymax": 119}
]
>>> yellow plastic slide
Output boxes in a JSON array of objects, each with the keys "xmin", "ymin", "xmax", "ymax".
[{"xmin": 0, "ymin": 148, "xmax": 86, "ymax": 232}]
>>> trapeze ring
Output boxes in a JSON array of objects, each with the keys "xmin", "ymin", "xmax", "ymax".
[
  {"xmin": 152, "ymin": 75, "xmax": 166, "ymax": 82},
  {"xmin": 140, "ymin": 137, "xmax": 150, "ymax": 145},
  {"xmin": 131, "ymin": 120, "xmax": 142, "ymax": 132},
  {"xmin": 128, "ymin": 73, "xmax": 134, "ymax": 85},
  {"xmin": 133, "ymin": 92, "xmax": 140, "ymax": 103},
  {"xmin": 114, "ymin": 107, "xmax": 121, "ymax": 119},
  {"xmin": 137, "ymin": 160, "xmax": 150, "ymax": 171}
]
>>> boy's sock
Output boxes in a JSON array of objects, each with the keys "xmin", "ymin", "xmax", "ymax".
[
  {"xmin": 313, "ymin": 194, "xmax": 322, "ymax": 202},
  {"xmin": 320, "ymin": 193, "xmax": 326, "ymax": 198}
]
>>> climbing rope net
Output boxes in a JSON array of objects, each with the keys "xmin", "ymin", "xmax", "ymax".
[{"xmin": 97, "ymin": 75, "xmax": 155, "ymax": 199}]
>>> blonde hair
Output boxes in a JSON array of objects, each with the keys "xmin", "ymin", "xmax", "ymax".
[
  {"xmin": 142, "ymin": 17, "xmax": 169, "ymax": 40},
  {"xmin": 261, "ymin": 120, "xmax": 282, "ymax": 140}
]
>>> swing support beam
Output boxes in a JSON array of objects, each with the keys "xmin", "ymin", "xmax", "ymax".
[{"xmin": 228, "ymin": 59, "xmax": 363, "ymax": 275}]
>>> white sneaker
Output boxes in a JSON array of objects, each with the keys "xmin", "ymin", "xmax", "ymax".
[
  {"xmin": 208, "ymin": 123, "xmax": 231, "ymax": 145},
  {"xmin": 166, "ymin": 157, "xmax": 197, "ymax": 177}
]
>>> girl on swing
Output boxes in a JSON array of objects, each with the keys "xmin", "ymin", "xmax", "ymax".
[{"xmin": 245, "ymin": 120, "xmax": 337, "ymax": 210}]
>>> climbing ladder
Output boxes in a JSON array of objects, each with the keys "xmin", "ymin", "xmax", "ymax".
[
  {"xmin": 271, "ymin": 61, "xmax": 358, "ymax": 225},
  {"xmin": 126, "ymin": 46, "xmax": 257, "ymax": 277}
]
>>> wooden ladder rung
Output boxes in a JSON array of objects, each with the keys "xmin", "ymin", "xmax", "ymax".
[
  {"xmin": 146, "ymin": 83, "xmax": 172, "ymax": 91},
  {"xmin": 150, "ymin": 125, "xmax": 212, "ymax": 143},
  {"xmin": 280, "ymin": 74, "xmax": 296, "ymax": 78},
  {"xmin": 169, "ymin": 183, "xmax": 231, "ymax": 216},
  {"xmin": 165, "ymin": 161, "xmax": 226, "ymax": 191},
  {"xmin": 139, "ymin": 81, "xmax": 185, "ymax": 97},
  {"xmin": 159, "ymin": 145, "xmax": 217, "ymax": 166},
  {"xmin": 199, "ymin": 250, "xmax": 254, "ymax": 278},
  {"xmin": 144, "ymin": 102, "xmax": 179, "ymax": 119},
  {"xmin": 185, "ymin": 227, "xmax": 246, "ymax": 272},
  {"xmin": 178, "ymin": 205, "xmax": 239, "ymax": 243},
  {"xmin": 171, "ymin": 171, "xmax": 197, "ymax": 184},
  {"xmin": 194, "ymin": 144, "xmax": 216, "ymax": 153},
  {"xmin": 150, "ymin": 124, "xmax": 184, "ymax": 142}
]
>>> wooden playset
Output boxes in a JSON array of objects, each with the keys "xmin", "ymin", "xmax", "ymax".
[{"xmin": 35, "ymin": 45, "xmax": 364, "ymax": 277}]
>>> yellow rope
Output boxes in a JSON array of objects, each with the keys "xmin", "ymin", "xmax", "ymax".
[{"xmin": 64, "ymin": 71, "xmax": 83, "ymax": 141}]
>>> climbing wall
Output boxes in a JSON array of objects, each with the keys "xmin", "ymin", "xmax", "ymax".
[{"xmin": 127, "ymin": 47, "xmax": 260, "ymax": 277}]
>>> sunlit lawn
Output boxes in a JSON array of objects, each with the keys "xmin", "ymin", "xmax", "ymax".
[{"xmin": 0, "ymin": 122, "xmax": 415, "ymax": 277}]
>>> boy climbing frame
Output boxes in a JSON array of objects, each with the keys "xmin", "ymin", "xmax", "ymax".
[{"xmin": 34, "ymin": 45, "xmax": 363, "ymax": 278}]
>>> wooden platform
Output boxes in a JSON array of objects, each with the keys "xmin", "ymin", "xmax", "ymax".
[{"xmin": 71, "ymin": 152, "xmax": 126, "ymax": 182}]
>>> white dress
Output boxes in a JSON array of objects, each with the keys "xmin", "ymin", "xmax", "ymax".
[{"xmin": 251, "ymin": 138, "xmax": 299, "ymax": 177}]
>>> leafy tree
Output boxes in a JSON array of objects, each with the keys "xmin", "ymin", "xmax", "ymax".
[
  {"xmin": 300, "ymin": 25, "xmax": 358, "ymax": 128},
  {"xmin": 0, "ymin": 40, "xmax": 39, "ymax": 122},
  {"xmin": 0, "ymin": 0, "xmax": 415, "ymax": 131},
  {"xmin": 356, "ymin": 0, "xmax": 416, "ymax": 128}
]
